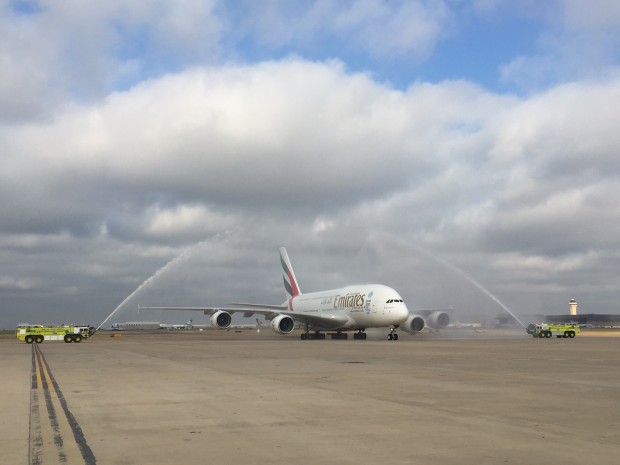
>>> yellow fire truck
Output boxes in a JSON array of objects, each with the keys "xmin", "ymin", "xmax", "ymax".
[
  {"xmin": 16, "ymin": 325, "xmax": 96, "ymax": 344},
  {"xmin": 530, "ymin": 323, "xmax": 579, "ymax": 338}
]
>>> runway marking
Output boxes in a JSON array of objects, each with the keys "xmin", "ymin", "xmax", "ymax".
[{"xmin": 29, "ymin": 344, "xmax": 97, "ymax": 465}]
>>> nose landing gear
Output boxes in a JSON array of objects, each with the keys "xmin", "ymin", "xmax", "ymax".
[{"xmin": 387, "ymin": 327, "xmax": 399, "ymax": 340}]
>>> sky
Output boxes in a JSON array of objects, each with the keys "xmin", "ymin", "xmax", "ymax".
[{"xmin": 2, "ymin": 0, "xmax": 620, "ymax": 329}]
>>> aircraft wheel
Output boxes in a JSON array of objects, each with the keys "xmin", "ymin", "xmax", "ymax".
[
  {"xmin": 301, "ymin": 333, "xmax": 307, "ymax": 340},
  {"xmin": 393, "ymin": 333, "xmax": 399, "ymax": 340},
  {"xmin": 388, "ymin": 333, "xmax": 393, "ymax": 340}
]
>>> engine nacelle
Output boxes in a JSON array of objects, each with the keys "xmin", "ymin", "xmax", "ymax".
[
  {"xmin": 400, "ymin": 314, "xmax": 426, "ymax": 334},
  {"xmin": 270, "ymin": 315, "xmax": 295, "ymax": 335},
  {"xmin": 426, "ymin": 311, "xmax": 450, "ymax": 328},
  {"xmin": 210, "ymin": 310, "xmax": 232, "ymax": 329}
]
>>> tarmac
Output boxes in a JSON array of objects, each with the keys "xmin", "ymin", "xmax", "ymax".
[{"xmin": 2, "ymin": 328, "xmax": 619, "ymax": 465}]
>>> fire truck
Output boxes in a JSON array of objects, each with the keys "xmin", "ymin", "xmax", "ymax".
[
  {"xmin": 529, "ymin": 323, "xmax": 579, "ymax": 338},
  {"xmin": 16, "ymin": 324, "xmax": 96, "ymax": 344}
]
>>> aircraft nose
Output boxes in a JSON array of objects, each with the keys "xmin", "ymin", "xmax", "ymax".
[{"xmin": 396, "ymin": 304, "xmax": 409, "ymax": 323}]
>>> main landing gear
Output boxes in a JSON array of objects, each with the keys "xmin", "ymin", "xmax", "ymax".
[
  {"xmin": 300, "ymin": 328, "xmax": 368, "ymax": 340},
  {"xmin": 301, "ymin": 332, "xmax": 326, "ymax": 340},
  {"xmin": 387, "ymin": 326, "xmax": 399, "ymax": 341}
]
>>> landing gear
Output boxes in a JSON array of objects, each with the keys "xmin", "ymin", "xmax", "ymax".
[
  {"xmin": 301, "ymin": 331, "xmax": 326, "ymax": 340},
  {"xmin": 387, "ymin": 327, "xmax": 399, "ymax": 341},
  {"xmin": 301, "ymin": 328, "xmax": 369, "ymax": 341}
]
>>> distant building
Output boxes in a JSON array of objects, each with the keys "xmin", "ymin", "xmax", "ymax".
[
  {"xmin": 544, "ymin": 314, "xmax": 620, "ymax": 327},
  {"xmin": 522, "ymin": 313, "xmax": 620, "ymax": 327}
]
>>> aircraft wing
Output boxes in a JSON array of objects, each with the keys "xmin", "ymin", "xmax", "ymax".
[
  {"xmin": 139, "ymin": 305, "xmax": 349, "ymax": 330},
  {"xmin": 413, "ymin": 307, "xmax": 455, "ymax": 315},
  {"xmin": 228, "ymin": 303, "xmax": 289, "ymax": 310},
  {"xmin": 140, "ymin": 305, "xmax": 284, "ymax": 318}
]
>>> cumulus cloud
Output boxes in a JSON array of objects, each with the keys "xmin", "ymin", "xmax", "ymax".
[
  {"xmin": 0, "ymin": 59, "xmax": 454, "ymax": 237},
  {"xmin": 3, "ymin": 61, "xmax": 620, "ymax": 302},
  {"xmin": 0, "ymin": 0, "xmax": 223, "ymax": 122}
]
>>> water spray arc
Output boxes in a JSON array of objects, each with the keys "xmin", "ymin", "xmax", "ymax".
[
  {"xmin": 367, "ymin": 233, "xmax": 527, "ymax": 329},
  {"xmin": 413, "ymin": 246, "xmax": 526, "ymax": 329},
  {"xmin": 427, "ymin": 252, "xmax": 527, "ymax": 329},
  {"xmin": 96, "ymin": 242, "xmax": 205, "ymax": 331}
]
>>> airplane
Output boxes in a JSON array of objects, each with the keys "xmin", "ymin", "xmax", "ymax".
[
  {"xmin": 159, "ymin": 319, "xmax": 199, "ymax": 330},
  {"xmin": 110, "ymin": 321, "xmax": 162, "ymax": 331},
  {"xmin": 140, "ymin": 247, "xmax": 436, "ymax": 340},
  {"xmin": 110, "ymin": 320, "xmax": 200, "ymax": 330}
]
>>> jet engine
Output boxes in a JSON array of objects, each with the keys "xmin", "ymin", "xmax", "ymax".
[
  {"xmin": 270, "ymin": 315, "xmax": 295, "ymax": 335},
  {"xmin": 426, "ymin": 311, "xmax": 450, "ymax": 328},
  {"xmin": 400, "ymin": 314, "xmax": 426, "ymax": 334},
  {"xmin": 210, "ymin": 310, "xmax": 232, "ymax": 329}
]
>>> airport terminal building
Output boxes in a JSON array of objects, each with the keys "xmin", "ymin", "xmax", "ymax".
[
  {"xmin": 522, "ymin": 299, "xmax": 620, "ymax": 327},
  {"xmin": 543, "ymin": 313, "xmax": 620, "ymax": 327}
]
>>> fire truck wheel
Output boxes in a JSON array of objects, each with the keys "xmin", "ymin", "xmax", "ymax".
[
  {"xmin": 74, "ymin": 335, "xmax": 82, "ymax": 343},
  {"xmin": 64, "ymin": 335, "xmax": 73, "ymax": 343},
  {"xmin": 35, "ymin": 336, "xmax": 44, "ymax": 344},
  {"xmin": 25, "ymin": 335, "xmax": 34, "ymax": 344}
]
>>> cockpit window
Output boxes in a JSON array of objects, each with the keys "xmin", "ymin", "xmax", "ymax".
[{"xmin": 386, "ymin": 299, "xmax": 404, "ymax": 303}]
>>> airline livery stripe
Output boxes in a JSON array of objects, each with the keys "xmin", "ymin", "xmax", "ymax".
[
  {"xmin": 283, "ymin": 276, "xmax": 294, "ymax": 298},
  {"xmin": 280, "ymin": 256, "xmax": 299, "ymax": 296}
]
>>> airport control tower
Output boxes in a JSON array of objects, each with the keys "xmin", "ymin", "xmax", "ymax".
[{"xmin": 569, "ymin": 299, "xmax": 578, "ymax": 316}]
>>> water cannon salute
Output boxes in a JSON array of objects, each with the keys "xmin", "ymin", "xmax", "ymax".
[
  {"xmin": 141, "ymin": 247, "xmax": 449, "ymax": 340},
  {"xmin": 4, "ymin": 3, "xmax": 620, "ymax": 464}
]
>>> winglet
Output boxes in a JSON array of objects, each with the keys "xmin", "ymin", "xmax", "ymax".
[{"xmin": 280, "ymin": 247, "xmax": 301, "ymax": 298}]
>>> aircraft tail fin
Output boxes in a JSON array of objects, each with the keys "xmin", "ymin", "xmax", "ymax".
[{"xmin": 280, "ymin": 247, "xmax": 301, "ymax": 299}]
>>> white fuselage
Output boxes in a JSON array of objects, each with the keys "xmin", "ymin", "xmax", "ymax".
[{"xmin": 289, "ymin": 284, "xmax": 409, "ymax": 330}]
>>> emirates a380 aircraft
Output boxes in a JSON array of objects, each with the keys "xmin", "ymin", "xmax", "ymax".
[{"xmin": 142, "ymin": 247, "xmax": 437, "ymax": 340}]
